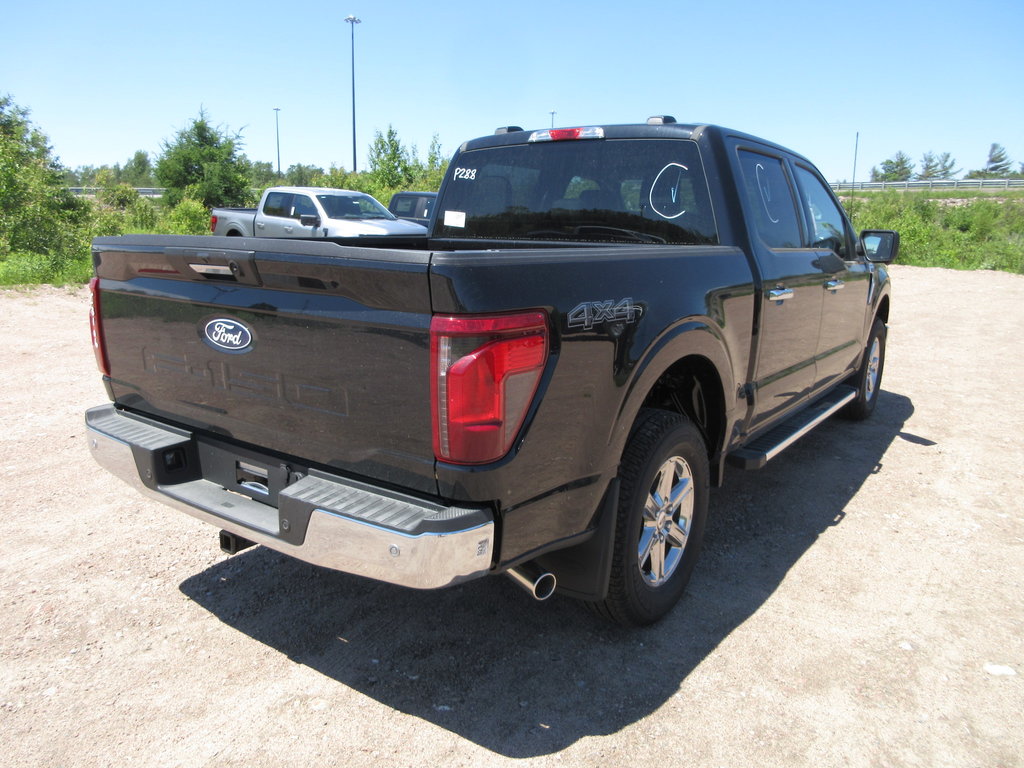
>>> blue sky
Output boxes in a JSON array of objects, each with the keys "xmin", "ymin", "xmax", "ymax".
[{"xmin": 2, "ymin": 0, "xmax": 1022, "ymax": 183}]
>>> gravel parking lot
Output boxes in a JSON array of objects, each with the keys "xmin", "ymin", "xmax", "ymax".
[{"xmin": 1, "ymin": 264, "xmax": 1021, "ymax": 767}]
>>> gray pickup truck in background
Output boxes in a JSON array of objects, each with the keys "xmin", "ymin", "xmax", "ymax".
[
  {"xmin": 210, "ymin": 186, "xmax": 426, "ymax": 238},
  {"xmin": 388, "ymin": 191, "xmax": 438, "ymax": 227}
]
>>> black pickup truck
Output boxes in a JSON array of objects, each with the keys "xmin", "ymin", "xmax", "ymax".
[{"xmin": 86, "ymin": 117, "xmax": 897, "ymax": 625}]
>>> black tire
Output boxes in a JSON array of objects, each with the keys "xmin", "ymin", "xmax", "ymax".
[
  {"xmin": 590, "ymin": 408, "xmax": 709, "ymax": 626},
  {"xmin": 841, "ymin": 317, "xmax": 886, "ymax": 421}
]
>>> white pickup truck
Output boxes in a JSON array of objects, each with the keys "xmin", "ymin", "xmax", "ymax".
[{"xmin": 210, "ymin": 186, "xmax": 427, "ymax": 238}]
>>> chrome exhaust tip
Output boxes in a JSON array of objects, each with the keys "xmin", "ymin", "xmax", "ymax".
[{"xmin": 506, "ymin": 563, "xmax": 557, "ymax": 601}]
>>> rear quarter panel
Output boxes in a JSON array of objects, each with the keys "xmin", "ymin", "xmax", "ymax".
[{"xmin": 429, "ymin": 244, "xmax": 754, "ymax": 561}]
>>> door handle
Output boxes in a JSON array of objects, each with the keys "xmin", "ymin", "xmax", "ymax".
[
  {"xmin": 284, "ymin": 226, "xmax": 293, "ymax": 233},
  {"xmin": 825, "ymin": 279, "xmax": 845, "ymax": 292},
  {"xmin": 768, "ymin": 288, "xmax": 794, "ymax": 303}
]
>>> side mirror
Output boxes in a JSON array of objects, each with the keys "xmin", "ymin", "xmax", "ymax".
[
  {"xmin": 860, "ymin": 229, "xmax": 899, "ymax": 264},
  {"xmin": 299, "ymin": 214, "xmax": 321, "ymax": 228}
]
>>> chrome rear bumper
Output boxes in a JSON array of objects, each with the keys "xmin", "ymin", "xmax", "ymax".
[{"xmin": 85, "ymin": 405, "xmax": 494, "ymax": 589}]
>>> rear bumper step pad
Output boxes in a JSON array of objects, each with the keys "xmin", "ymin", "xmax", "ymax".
[{"xmin": 86, "ymin": 404, "xmax": 494, "ymax": 589}]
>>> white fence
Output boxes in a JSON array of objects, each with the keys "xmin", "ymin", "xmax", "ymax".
[
  {"xmin": 69, "ymin": 187, "xmax": 165, "ymax": 197},
  {"xmin": 831, "ymin": 179, "xmax": 1024, "ymax": 192}
]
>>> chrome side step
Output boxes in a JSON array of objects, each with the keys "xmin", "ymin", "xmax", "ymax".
[{"xmin": 727, "ymin": 386, "xmax": 857, "ymax": 470}]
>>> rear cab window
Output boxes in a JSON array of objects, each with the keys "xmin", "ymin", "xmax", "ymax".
[{"xmin": 436, "ymin": 138, "xmax": 718, "ymax": 245}]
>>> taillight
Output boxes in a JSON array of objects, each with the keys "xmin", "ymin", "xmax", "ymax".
[
  {"xmin": 210, "ymin": 215, "xmax": 218, "ymax": 233},
  {"xmin": 431, "ymin": 311, "xmax": 549, "ymax": 465},
  {"xmin": 89, "ymin": 277, "xmax": 110, "ymax": 376}
]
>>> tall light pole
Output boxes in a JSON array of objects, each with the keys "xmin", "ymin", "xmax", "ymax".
[
  {"xmin": 550, "ymin": 111, "xmax": 556, "ymax": 128},
  {"xmin": 345, "ymin": 15, "xmax": 361, "ymax": 173},
  {"xmin": 273, "ymin": 107, "xmax": 281, "ymax": 176}
]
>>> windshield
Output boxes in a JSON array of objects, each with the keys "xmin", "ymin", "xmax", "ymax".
[
  {"xmin": 317, "ymin": 193, "xmax": 396, "ymax": 220},
  {"xmin": 436, "ymin": 138, "xmax": 718, "ymax": 244}
]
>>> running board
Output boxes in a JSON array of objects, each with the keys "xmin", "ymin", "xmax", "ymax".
[{"xmin": 727, "ymin": 386, "xmax": 857, "ymax": 470}]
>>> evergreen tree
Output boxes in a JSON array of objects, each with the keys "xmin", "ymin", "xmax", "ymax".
[
  {"xmin": 966, "ymin": 143, "xmax": 1014, "ymax": 179},
  {"xmin": 156, "ymin": 112, "xmax": 253, "ymax": 208},
  {"xmin": 870, "ymin": 152, "xmax": 915, "ymax": 182},
  {"xmin": 916, "ymin": 151, "xmax": 958, "ymax": 180}
]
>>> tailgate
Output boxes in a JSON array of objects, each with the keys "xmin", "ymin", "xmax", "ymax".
[{"xmin": 92, "ymin": 235, "xmax": 436, "ymax": 494}]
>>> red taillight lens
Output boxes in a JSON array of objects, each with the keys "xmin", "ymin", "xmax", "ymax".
[
  {"xmin": 210, "ymin": 215, "xmax": 218, "ymax": 233},
  {"xmin": 89, "ymin": 277, "xmax": 110, "ymax": 376},
  {"xmin": 431, "ymin": 311, "xmax": 549, "ymax": 465}
]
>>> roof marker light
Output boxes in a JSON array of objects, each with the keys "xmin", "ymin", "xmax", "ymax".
[{"xmin": 528, "ymin": 127, "xmax": 605, "ymax": 142}]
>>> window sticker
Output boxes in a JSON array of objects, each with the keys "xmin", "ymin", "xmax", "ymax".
[
  {"xmin": 649, "ymin": 163, "xmax": 689, "ymax": 219},
  {"xmin": 452, "ymin": 168, "xmax": 477, "ymax": 181},
  {"xmin": 444, "ymin": 210, "xmax": 467, "ymax": 228},
  {"xmin": 755, "ymin": 163, "xmax": 781, "ymax": 224}
]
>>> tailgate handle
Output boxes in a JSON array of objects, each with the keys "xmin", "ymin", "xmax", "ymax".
[{"xmin": 190, "ymin": 263, "xmax": 235, "ymax": 278}]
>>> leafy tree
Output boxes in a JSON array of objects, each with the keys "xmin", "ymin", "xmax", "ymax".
[
  {"xmin": 284, "ymin": 163, "xmax": 325, "ymax": 186},
  {"xmin": 367, "ymin": 125, "xmax": 413, "ymax": 192},
  {"xmin": 247, "ymin": 159, "xmax": 279, "ymax": 189},
  {"xmin": 120, "ymin": 150, "xmax": 155, "ymax": 187},
  {"xmin": 407, "ymin": 134, "xmax": 448, "ymax": 191},
  {"xmin": 155, "ymin": 111, "xmax": 253, "ymax": 208},
  {"xmin": 315, "ymin": 165, "xmax": 359, "ymax": 190},
  {"xmin": 966, "ymin": 143, "xmax": 1013, "ymax": 179},
  {"xmin": 916, "ymin": 152, "xmax": 958, "ymax": 180},
  {"xmin": 0, "ymin": 94, "xmax": 90, "ymax": 271},
  {"xmin": 98, "ymin": 182, "xmax": 140, "ymax": 211},
  {"xmin": 870, "ymin": 152, "xmax": 915, "ymax": 182}
]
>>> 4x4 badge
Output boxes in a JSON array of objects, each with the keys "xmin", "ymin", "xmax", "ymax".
[{"xmin": 567, "ymin": 298, "xmax": 644, "ymax": 330}]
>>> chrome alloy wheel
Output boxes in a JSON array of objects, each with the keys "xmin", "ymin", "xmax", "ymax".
[
  {"xmin": 865, "ymin": 336, "xmax": 882, "ymax": 398},
  {"xmin": 638, "ymin": 455, "xmax": 694, "ymax": 586}
]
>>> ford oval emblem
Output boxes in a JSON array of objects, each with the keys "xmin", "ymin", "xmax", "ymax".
[{"xmin": 202, "ymin": 318, "xmax": 254, "ymax": 352}]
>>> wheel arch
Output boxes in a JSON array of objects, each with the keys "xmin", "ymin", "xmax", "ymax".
[{"xmin": 613, "ymin": 321, "xmax": 738, "ymax": 485}]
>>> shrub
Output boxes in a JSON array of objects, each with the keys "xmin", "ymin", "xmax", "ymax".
[{"xmin": 164, "ymin": 198, "xmax": 209, "ymax": 235}]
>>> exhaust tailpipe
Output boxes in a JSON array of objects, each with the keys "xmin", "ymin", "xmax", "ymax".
[{"xmin": 506, "ymin": 563, "xmax": 557, "ymax": 601}]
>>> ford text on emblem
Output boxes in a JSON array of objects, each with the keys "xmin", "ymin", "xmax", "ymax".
[{"xmin": 202, "ymin": 318, "xmax": 254, "ymax": 352}]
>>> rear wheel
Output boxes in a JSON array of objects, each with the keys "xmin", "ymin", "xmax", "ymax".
[
  {"xmin": 841, "ymin": 317, "xmax": 886, "ymax": 420},
  {"xmin": 590, "ymin": 409, "xmax": 709, "ymax": 626}
]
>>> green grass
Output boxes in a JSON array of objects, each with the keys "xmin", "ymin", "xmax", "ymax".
[
  {"xmin": 845, "ymin": 191, "xmax": 1024, "ymax": 273},
  {"xmin": 0, "ymin": 251, "xmax": 91, "ymax": 286}
]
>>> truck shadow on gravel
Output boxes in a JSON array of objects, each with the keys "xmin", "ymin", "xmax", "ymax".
[{"xmin": 180, "ymin": 390, "xmax": 916, "ymax": 758}]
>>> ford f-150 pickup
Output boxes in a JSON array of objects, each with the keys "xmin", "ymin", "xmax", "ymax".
[
  {"xmin": 86, "ymin": 117, "xmax": 898, "ymax": 625},
  {"xmin": 210, "ymin": 186, "xmax": 426, "ymax": 238}
]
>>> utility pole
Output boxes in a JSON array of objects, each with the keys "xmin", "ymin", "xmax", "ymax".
[
  {"xmin": 345, "ymin": 15, "xmax": 361, "ymax": 172},
  {"xmin": 273, "ymin": 108, "xmax": 281, "ymax": 176},
  {"xmin": 852, "ymin": 131, "xmax": 860, "ymax": 191}
]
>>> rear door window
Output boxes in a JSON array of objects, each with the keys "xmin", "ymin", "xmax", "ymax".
[
  {"xmin": 736, "ymin": 150, "xmax": 802, "ymax": 249},
  {"xmin": 437, "ymin": 138, "xmax": 718, "ymax": 245}
]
